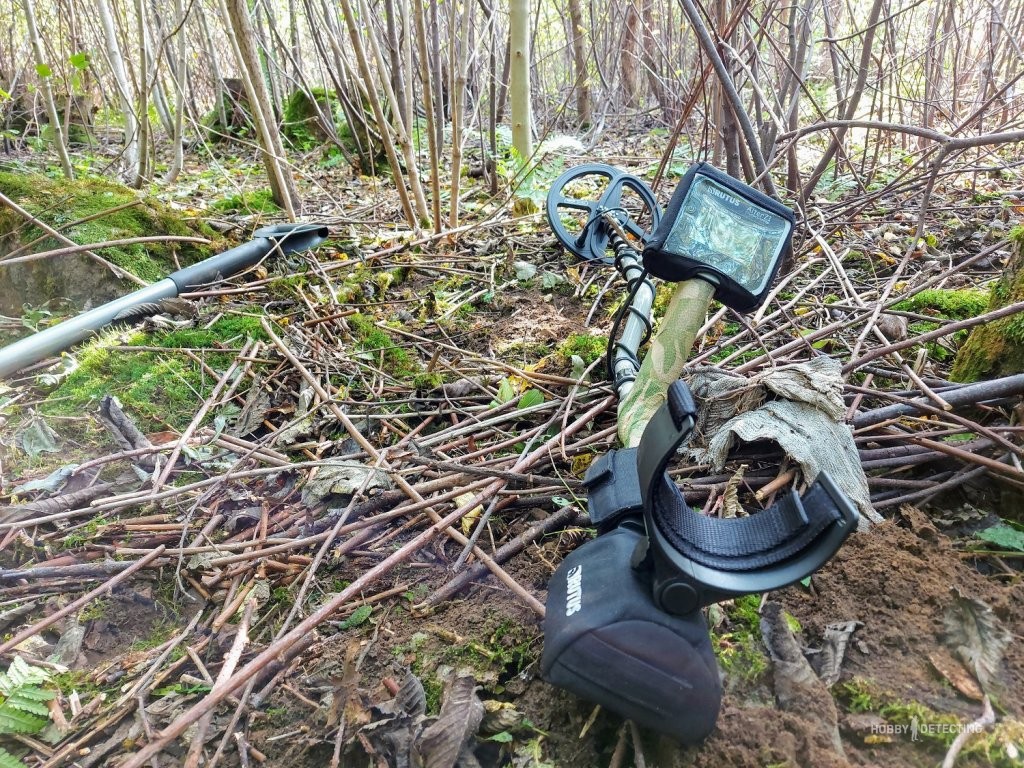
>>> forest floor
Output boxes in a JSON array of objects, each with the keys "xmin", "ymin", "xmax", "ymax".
[{"xmin": 1, "ymin": 136, "xmax": 1023, "ymax": 768}]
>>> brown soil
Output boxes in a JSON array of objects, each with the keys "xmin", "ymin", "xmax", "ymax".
[{"xmin": 196, "ymin": 508, "xmax": 1022, "ymax": 768}]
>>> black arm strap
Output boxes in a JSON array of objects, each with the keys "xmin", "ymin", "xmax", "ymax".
[{"xmin": 585, "ymin": 379, "xmax": 859, "ymax": 615}]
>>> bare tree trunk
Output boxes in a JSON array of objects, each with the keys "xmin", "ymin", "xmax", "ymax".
[
  {"xmin": 414, "ymin": 0, "xmax": 442, "ymax": 231},
  {"xmin": 23, "ymin": 0, "xmax": 74, "ymax": 179},
  {"xmin": 145, "ymin": 0, "xmax": 176, "ymax": 138},
  {"xmin": 621, "ymin": 0, "xmax": 640, "ymax": 106},
  {"xmin": 384, "ymin": 0, "xmax": 409, "ymax": 132},
  {"xmin": 222, "ymin": 0, "xmax": 299, "ymax": 218},
  {"xmin": 566, "ymin": 0, "xmax": 591, "ymax": 128},
  {"xmin": 96, "ymin": 0, "xmax": 139, "ymax": 177},
  {"xmin": 429, "ymin": 0, "xmax": 444, "ymax": 149},
  {"xmin": 495, "ymin": 34, "xmax": 511, "ymax": 122},
  {"xmin": 449, "ymin": 0, "xmax": 472, "ymax": 226},
  {"xmin": 821, "ymin": 0, "xmax": 846, "ymax": 114},
  {"xmin": 164, "ymin": 0, "xmax": 187, "ymax": 183},
  {"xmin": 640, "ymin": 0, "xmax": 672, "ymax": 123},
  {"xmin": 778, "ymin": 0, "xmax": 814, "ymax": 193},
  {"xmin": 133, "ymin": 0, "xmax": 152, "ymax": 187},
  {"xmin": 801, "ymin": 0, "xmax": 884, "ymax": 202},
  {"xmin": 195, "ymin": 2, "xmax": 228, "ymax": 131},
  {"xmin": 509, "ymin": 0, "xmax": 532, "ymax": 161},
  {"xmin": 337, "ymin": 0, "xmax": 417, "ymax": 226},
  {"xmin": 677, "ymin": 0, "xmax": 776, "ymax": 196},
  {"xmin": 289, "ymin": 0, "xmax": 301, "ymax": 78},
  {"xmin": 484, "ymin": 0, "xmax": 499, "ymax": 194},
  {"xmin": 710, "ymin": 0, "xmax": 727, "ymax": 166},
  {"xmin": 401, "ymin": 0, "xmax": 415, "ymax": 140},
  {"xmin": 253, "ymin": 0, "xmax": 283, "ymax": 123},
  {"xmin": 356, "ymin": 0, "xmax": 430, "ymax": 225}
]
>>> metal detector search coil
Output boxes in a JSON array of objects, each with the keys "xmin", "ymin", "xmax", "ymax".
[{"xmin": 643, "ymin": 163, "xmax": 795, "ymax": 312}]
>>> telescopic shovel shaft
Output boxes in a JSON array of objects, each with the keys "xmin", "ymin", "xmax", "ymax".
[{"xmin": 0, "ymin": 224, "xmax": 328, "ymax": 380}]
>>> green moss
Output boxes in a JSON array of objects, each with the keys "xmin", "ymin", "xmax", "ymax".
[
  {"xmin": 838, "ymin": 678, "xmax": 1023, "ymax": 764},
  {"xmin": 44, "ymin": 342, "xmax": 206, "ymax": 431},
  {"xmin": 39, "ymin": 314, "xmax": 264, "ymax": 432},
  {"xmin": 163, "ymin": 314, "xmax": 268, "ymax": 346},
  {"xmin": 128, "ymin": 619, "xmax": 178, "ymax": 652},
  {"xmin": 730, "ymin": 594, "xmax": 762, "ymax": 629},
  {"xmin": 971, "ymin": 191, "xmax": 1003, "ymax": 204},
  {"xmin": 79, "ymin": 598, "xmax": 110, "ymax": 621},
  {"xmin": 53, "ymin": 670, "xmax": 104, "ymax": 698},
  {"xmin": 953, "ymin": 238, "xmax": 1024, "ymax": 381},
  {"xmin": 906, "ymin": 320, "xmax": 962, "ymax": 363},
  {"xmin": 413, "ymin": 372, "xmax": 443, "ymax": 390},
  {"xmin": 893, "ymin": 289, "xmax": 989, "ymax": 320},
  {"xmin": 422, "ymin": 676, "xmax": 444, "ymax": 716},
  {"xmin": 347, "ymin": 313, "xmax": 419, "ymax": 378},
  {"xmin": 282, "ymin": 87, "xmax": 341, "ymax": 150},
  {"xmin": 496, "ymin": 340, "xmax": 550, "ymax": 365},
  {"xmin": 0, "ymin": 170, "xmax": 217, "ymax": 282},
  {"xmin": 712, "ymin": 594, "xmax": 768, "ymax": 683},
  {"xmin": 557, "ymin": 333, "xmax": 607, "ymax": 366},
  {"xmin": 210, "ymin": 188, "xmax": 280, "ymax": 215}
]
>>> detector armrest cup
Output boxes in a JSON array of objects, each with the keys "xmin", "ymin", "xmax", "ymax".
[{"xmin": 633, "ymin": 380, "xmax": 860, "ymax": 615}]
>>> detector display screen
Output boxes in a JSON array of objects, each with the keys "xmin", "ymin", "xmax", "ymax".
[
  {"xmin": 662, "ymin": 175, "xmax": 790, "ymax": 294},
  {"xmin": 643, "ymin": 164, "xmax": 795, "ymax": 312}
]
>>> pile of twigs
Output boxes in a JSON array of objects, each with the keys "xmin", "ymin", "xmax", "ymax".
[{"xmin": 1, "ymin": 197, "xmax": 1022, "ymax": 765}]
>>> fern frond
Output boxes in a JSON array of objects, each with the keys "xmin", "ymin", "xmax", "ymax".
[
  {"xmin": 3, "ymin": 691, "xmax": 51, "ymax": 718},
  {"xmin": 0, "ymin": 658, "xmax": 49, "ymax": 698},
  {"xmin": 6, "ymin": 686, "xmax": 54, "ymax": 703},
  {"xmin": 6, "ymin": 658, "xmax": 49, "ymax": 688},
  {"xmin": 0, "ymin": 747, "xmax": 27, "ymax": 768},
  {"xmin": 0, "ymin": 657, "xmax": 54, "ymax": 737},
  {"xmin": 0, "ymin": 702, "xmax": 48, "ymax": 734}
]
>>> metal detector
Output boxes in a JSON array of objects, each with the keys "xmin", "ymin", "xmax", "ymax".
[{"xmin": 541, "ymin": 163, "xmax": 857, "ymax": 743}]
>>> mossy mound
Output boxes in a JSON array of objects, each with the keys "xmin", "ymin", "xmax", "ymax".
[
  {"xmin": 951, "ymin": 228, "xmax": 1024, "ymax": 381},
  {"xmin": 281, "ymin": 87, "xmax": 340, "ymax": 150},
  {"xmin": 201, "ymin": 78, "xmax": 253, "ymax": 142},
  {"xmin": 40, "ymin": 314, "xmax": 267, "ymax": 434},
  {"xmin": 280, "ymin": 86, "xmax": 386, "ymax": 173},
  {"xmin": 893, "ymin": 288, "xmax": 989, "ymax": 319},
  {"xmin": 210, "ymin": 188, "xmax": 280, "ymax": 215},
  {"xmin": 0, "ymin": 170, "xmax": 218, "ymax": 315}
]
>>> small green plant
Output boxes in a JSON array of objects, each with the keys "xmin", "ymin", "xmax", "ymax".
[
  {"xmin": 79, "ymin": 597, "xmax": 110, "ymax": 621},
  {"xmin": 337, "ymin": 605, "xmax": 373, "ymax": 630},
  {"xmin": 712, "ymin": 595, "xmax": 769, "ymax": 683},
  {"xmin": 0, "ymin": 657, "xmax": 55, "ymax": 767},
  {"xmin": 346, "ymin": 313, "xmax": 419, "ymax": 378}
]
